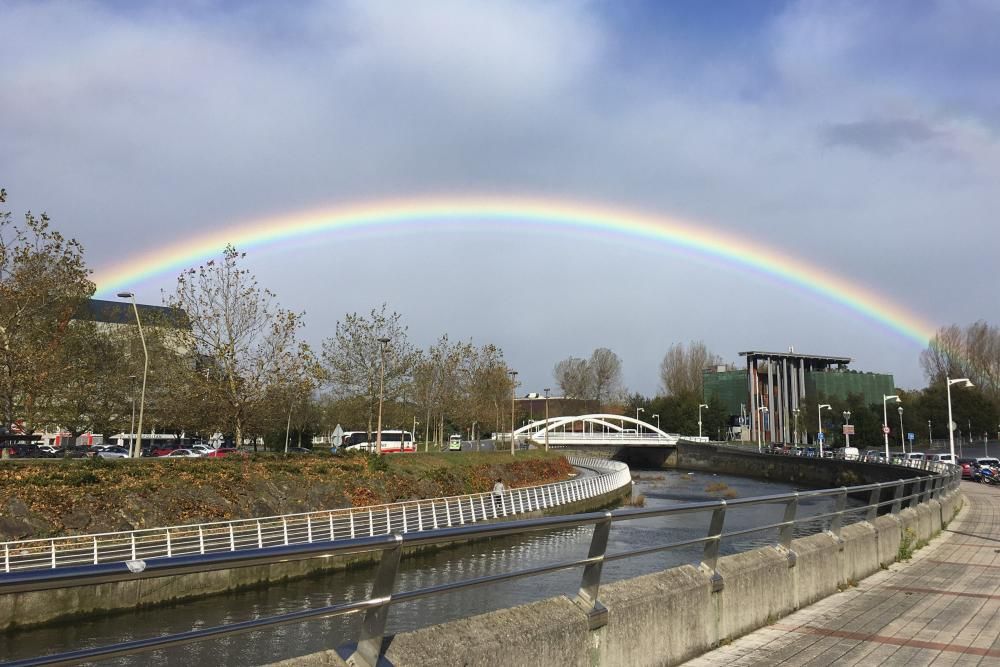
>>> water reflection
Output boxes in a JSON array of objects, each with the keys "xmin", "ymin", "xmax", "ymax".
[{"xmin": 0, "ymin": 470, "xmax": 863, "ymax": 665}]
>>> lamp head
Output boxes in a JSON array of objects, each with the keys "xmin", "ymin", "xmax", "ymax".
[
  {"xmin": 699, "ymin": 404, "xmax": 708, "ymax": 409},
  {"xmin": 897, "ymin": 406, "xmax": 903, "ymax": 414},
  {"xmin": 819, "ymin": 404, "xmax": 831, "ymax": 410},
  {"xmin": 116, "ymin": 291, "xmax": 134, "ymax": 299}
]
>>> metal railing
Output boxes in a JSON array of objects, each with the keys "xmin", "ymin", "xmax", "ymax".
[
  {"xmin": 0, "ymin": 456, "xmax": 630, "ymax": 574},
  {"xmin": 0, "ymin": 461, "xmax": 960, "ymax": 667}
]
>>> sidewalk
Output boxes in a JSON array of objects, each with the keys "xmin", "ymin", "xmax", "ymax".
[{"xmin": 683, "ymin": 482, "xmax": 1000, "ymax": 666}]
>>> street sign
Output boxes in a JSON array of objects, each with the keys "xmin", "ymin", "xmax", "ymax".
[
  {"xmin": 332, "ymin": 424, "xmax": 344, "ymax": 447},
  {"xmin": 817, "ymin": 432, "xmax": 825, "ymax": 443},
  {"xmin": 882, "ymin": 426, "xmax": 891, "ymax": 434},
  {"xmin": 949, "ymin": 421, "xmax": 957, "ymax": 431},
  {"xmin": 907, "ymin": 432, "xmax": 915, "ymax": 442},
  {"xmin": 843, "ymin": 425, "xmax": 855, "ymax": 435}
]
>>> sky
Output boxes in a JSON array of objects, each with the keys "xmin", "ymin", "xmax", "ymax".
[{"xmin": 2, "ymin": 0, "xmax": 997, "ymax": 396}]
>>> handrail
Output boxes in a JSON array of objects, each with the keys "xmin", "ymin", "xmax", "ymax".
[
  {"xmin": 0, "ymin": 458, "xmax": 961, "ymax": 667},
  {"xmin": 0, "ymin": 456, "xmax": 630, "ymax": 574}
]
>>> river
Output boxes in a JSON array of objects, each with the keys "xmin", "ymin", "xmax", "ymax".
[{"xmin": 0, "ymin": 469, "xmax": 862, "ymax": 665}]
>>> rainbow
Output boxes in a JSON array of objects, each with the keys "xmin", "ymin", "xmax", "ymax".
[{"xmin": 92, "ymin": 195, "xmax": 937, "ymax": 346}]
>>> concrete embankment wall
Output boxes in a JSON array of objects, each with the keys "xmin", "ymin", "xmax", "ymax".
[
  {"xmin": 287, "ymin": 485, "xmax": 961, "ymax": 667},
  {"xmin": 0, "ymin": 483, "xmax": 631, "ymax": 631}
]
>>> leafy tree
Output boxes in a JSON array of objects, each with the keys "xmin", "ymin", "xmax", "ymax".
[
  {"xmin": 0, "ymin": 188, "xmax": 94, "ymax": 431},
  {"xmin": 321, "ymin": 304, "xmax": 419, "ymax": 439},
  {"xmin": 164, "ymin": 245, "xmax": 313, "ymax": 447},
  {"xmin": 553, "ymin": 356, "xmax": 592, "ymax": 399}
]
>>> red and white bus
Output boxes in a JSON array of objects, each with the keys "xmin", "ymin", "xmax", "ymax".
[{"xmin": 343, "ymin": 430, "xmax": 416, "ymax": 453}]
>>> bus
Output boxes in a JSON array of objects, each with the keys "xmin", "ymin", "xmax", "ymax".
[
  {"xmin": 448, "ymin": 434, "xmax": 462, "ymax": 451},
  {"xmin": 343, "ymin": 430, "xmax": 415, "ymax": 453}
]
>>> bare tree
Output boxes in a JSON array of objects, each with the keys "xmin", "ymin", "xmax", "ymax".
[
  {"xmin": 164, "ymin": 245, "xmax": 312, "ymax": 447},
  {"xmin": 553, "ymin": 356, "xmax": 593, "ymax": 399},
  {"xmin": 921, "ymin": 321, "xmax": 1000, "ymax": 398},
  {"xmin": 589, "ymin": 347, "xmax": 623, "ymax": 404},
  {"xmin": 659, "ymin": 341, "xmax": 722, "ymax": 397}
]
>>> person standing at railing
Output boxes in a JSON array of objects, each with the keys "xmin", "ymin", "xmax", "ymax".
[{"xmin": 492, "ymin": 478, "xmax": 505, "ymax": 512}]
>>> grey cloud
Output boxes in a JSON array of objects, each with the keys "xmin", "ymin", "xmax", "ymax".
[{"xmin": 821, "ymin": 118, "xmax": 940, "ymax": 155}]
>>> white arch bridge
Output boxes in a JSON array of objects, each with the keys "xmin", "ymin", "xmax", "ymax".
[{"xmin": 499, "ymin": 413, "xmax": 709, "ymax": 448}]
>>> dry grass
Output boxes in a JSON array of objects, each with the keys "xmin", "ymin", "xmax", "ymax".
[{"xmin": 624, "ymin": 493, "xmax": 647, "ymax": 507}]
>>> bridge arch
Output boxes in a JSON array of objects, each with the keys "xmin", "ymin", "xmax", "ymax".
[{"xmin": 513, "ymin": 413, "xmax": 674, "ymax": 439}]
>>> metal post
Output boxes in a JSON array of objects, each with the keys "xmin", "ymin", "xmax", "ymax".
[
  {"xmin": 700, "ymin": 503, "xmax": 726, "ymax": 591},
  {"xmin": 574, "ymin": 512, "xmax": 611, "ymax": 629},
  {"xmin": 778, "ymin": 493, "xmax": 798, "ymax": 566},
  {"xmin": 543, "ymin": 388, "xmax": 550, "ymax": 451},
  {"xmin": 350, "ymin": 535, "xmax": 403, "ymax": 667},
  {"xmin": 375, "ymin": 337, "xmax": 390, "ymax": 456},
  {"xmin": 508, "ymin": 370, "xmax": 518, "ymax": 455}
]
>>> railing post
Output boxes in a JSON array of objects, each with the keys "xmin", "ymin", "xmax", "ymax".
[
  {"xmin": 403, "ymin": 504, "xmax": 409, "ymax": 532},
  {"xmin": 198, "ymin": 526, "xmax": 205, "ymax": 554},
  {"xmin": 700, "ymin": 502, "xmax": 726, "ymax": 592},
  {"xmin": 131, "ymin": 533, "xmax": 137, "ymax": 561},
  {"xmin": 329, "ymin": 512, "xmax": 335, "ymax": 541},
  {"xmin": 256, "ymin": 521, "xmax": 263, "ymax": 549},
  {"xmin": 350, "ymin": 512, "xmax": 356, "ymax": 539},
  {"xmin": 891, "ymin": 480, "xmax": 904, "ymax": 514},
  {"xmin": 50, "ymin": 540, "xmax": 56, "ymax": 569},
  {"xmin": 778, "ymin": 493, "xmax": 798, "ymax": 567},
  {"xmin": 573, "ymin": 512, "xmax": 611, "ymax": 629},
  {"xmin": 307, "ymin": 515, "xmax": 314, "ymax": 543},
  {"xmin": 4, "ymin": 543, "xmax": 8, "ymax": 573},
  {"xmin": 445, "ymin": 500, "xmax": 452, "ymax": 527},
  {"xmin": 829, "ymin": 487, "xmax": 847, "ymax": 546},
  {"xmin": 282, "ymin": 518, "xmax": 289, "ymax": 546},
  {"xmin": 909, "ymin": 480, "xmax": 922, "ymax": 509},
  {"xmin": 386, "ymin": 507, "xmax": 391, "ymax": 534},
  {"xmin": 368, "ymin": 509, "xmax": 374, "ymax": 537},
  {"xmin": 347, "ymin": 534, "xmax": 403, "ymax": 667},
  {"xmin": 866, "ymin": 483, "xmax": 881, "ymax": 523},
  {"xmin": 229, "ymin": 524, "xmax": 236, "ymax": 551},
  {"xmin": 93, "ymin": 536, "xmax": 99, "ymax": 565}
]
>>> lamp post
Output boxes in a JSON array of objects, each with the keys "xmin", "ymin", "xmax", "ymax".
[
  {"xmin": 413, "ymin": 416, "xmax": 419, "ymax": 451},
  {"xmin": 897, "ymin": 406, "xmax": 905, "ymax": 453},
  {"xmin": 946, "ymin": 376, "xmax": 973, "ymax": 461},
  {"xmin": 792, "ymin": 408, "xmax": 800, "ymax": 445},
  {"xmin": 508, "ymin": 370, "xmax": 518, "ymax": 455},
  {"xmin": 636, "ymin": 406, "xmax": 644, "ymax": 433},
  {"xmin": 652, "ymin": 414, "xmax": 660, "ymax": 432},
  {"xmin": 698, "ymin": 404, "xmax": 708, "ymax": 439},
  {"xmin": 757, "ymin": 406, "xmax": 768, "ymax": 453},
  {"xmin": 128, "ymin": 374, "xmax": 137, "ymax": 452},
  {"xmin": 817, "ymin": 404, "xmax": 831, "ymax": 457},
  {"xmin": 375, "ymin": 337, "xmax": 390, "ymax": 456},
  {"xmin": 882, "ymin": 395, "xmax": 900, "ymax": 459},
  {"xmin": 117, "ymin": 292, "xmax": 148, "ymax": 459},
  {"xmin": 843, "ymin": 410, "xmax": 851, "ymax": 448},
  {"xmin": 543, "ymin": 388, "xmax": 550, "ymax": 452}
]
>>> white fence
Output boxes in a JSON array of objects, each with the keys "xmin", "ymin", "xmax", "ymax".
[{"xmin": 1, "ymin": 456, "xmax": 631, "ymax": 573}]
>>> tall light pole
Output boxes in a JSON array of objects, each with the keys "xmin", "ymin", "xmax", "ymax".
[
  {"xmin": 543, "ymin": 388, "xmax": 550, "ymax": 452},
  {"xmin": 636, "ymin": 406, "xmax": 644, "ymax": 433},
  {"xmin": 508, "ymin": 370, "xmax": 518, "ymax": 455},
  {"xmin": 698, "ymin": 404, "xmax": 708, "ymax": 439},
  {"xmin": 946, "ymin": 376, "xmax": 973, "ymax": 461},
  {"xmin": 897, "ymin": 406, "xmax": 905, "ymax": 453},
  {"xmin": 817, "ymin": 404, "xmax": 831, "ymax": 457},
  {"xmin": 128, "ymin": 374, "xmax": 137, "ymax": 452},
  {"xmin": 928, "ymin": 420, "xmax": 932, "ymax": 448},
  {"xmin": 757, "ymin": 406, "xmax": 768, "ymax": 453},
  {"xmin": 652, "ymin": 414, "xmax": 660, "ymax": 432},
  {"xmin": 117, "ymin": 292, "xmax": 148, "ymax": 459},
  {"xmin": 843, "ymin": 410, "xmax": 851, "ymax": 448},
  {"xmin": 792, "ymin": 408, "xmax": 800, "ymax": 445},
  {"xmin": 375, "ymin": 337, "xmax": 390, "ymax": 456},
  {"xmin": 882, "ymin": 395, "xmax": 900, "ymax": 459},
  {"xmin": 413, "ymin": 417, "xmax": 420, "ymax": 452}
]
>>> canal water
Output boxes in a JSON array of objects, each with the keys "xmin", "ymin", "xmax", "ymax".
[{"xmin": 0, "ymin": 470, "xmax": 863, "ymax": 665}]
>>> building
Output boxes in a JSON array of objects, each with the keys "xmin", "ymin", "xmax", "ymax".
[{"xmin": 703, "ymin": 349, "xmax": 894, "ymax": 444}]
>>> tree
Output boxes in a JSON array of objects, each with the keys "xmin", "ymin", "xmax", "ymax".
[
  {"xmin": 921, "ymin": 321, "xmax": 1000, "ymax": 399},
  {"xmin": 321, "ymin": 304, "xmax": 419, "ymax": 438},
  {"xmin": 164, "ymin": 245, "xmax": 313, "ymax": 447},
  {"xmin": 659, "ymin": 341, "xmax": 722, "ymax": 398},
  {"xmin": 553, "ymin": 356, "xmax": 592, "ymax": 399},
  {"xmin": 589, "ymin": 348, "xmax": 623, "ymax": 404},
  {"xmin": 0, "ymin": 188, "xmax": 95, "ymax": 431}
]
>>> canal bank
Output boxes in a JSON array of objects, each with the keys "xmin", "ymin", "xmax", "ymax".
[{"xmin": 0, "ymin": 458, "xmax": 630, "ymax": 631}]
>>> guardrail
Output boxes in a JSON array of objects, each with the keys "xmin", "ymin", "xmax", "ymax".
[
  {"xmin": 0, "ymin": 456, "xmax": 630, "ymax": 574},
  {"xmin": 0, "ymin": 459, "xmax": 960, "ymax": 667}
]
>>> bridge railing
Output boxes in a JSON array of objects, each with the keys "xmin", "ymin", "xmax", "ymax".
[
  {"xmin": 0, "ymin": 460, "xmax": 961, "ymax": 667},
  {"xmin": 0, "ymin": 456, "xmax": 630, "ymax": 574}
]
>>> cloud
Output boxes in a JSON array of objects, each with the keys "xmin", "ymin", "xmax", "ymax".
[{"xmin": 821, "ymin": 118, "xmax": 940, "ymax": 155}]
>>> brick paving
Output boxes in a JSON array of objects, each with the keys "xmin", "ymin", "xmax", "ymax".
[{"xmin": 682, "ymin": 482, "xmax": 1000, "ymax": 666}]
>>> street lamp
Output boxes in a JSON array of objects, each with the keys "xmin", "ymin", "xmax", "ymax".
[
  {"xmin": 636, "ymin": 406, "xmax": 644, "ymax": 433},
  {"xmin": 543, "ymin": 388, "xmax": 550, "ymax": 452},
  {"xmin": 897, "ymin": 406, "xmax": 905, "ymax": 453},
  {"xmin": 928, "ymin": 420, "xmax": 932, "ymax": 448},
  {"xmin": 882, "ymin": 395, "xmax": 901, "ymax": 459},
  {"xmin": 117, "ymin": 292, "xmax": 148, "ymax": 459},
  {"xmin": 413, "ymin": 416, "xmax": 420, "ymax": 452},
  {"xmin": 817, "ymin": 404, "xmax": 831, "ymax": 457},
  {"xmin": 756, "ymin": 406, "xmax": 768, "ymax": 453},
  {"xmin": 698, "ymin": 404, "xmax": 708, "ymax": 439},
  {"xmin": 652, "ymin": 414, "xmax": 660, "ymax": 432},
  {"xmin": 792, "ymin": 408, "xmax": 800, "ymax": 445},
  {"xmin": 508, "ymin": 370, "xmax": 518, "ymax": 455},
  {"xmin": 375, "ymin": 337, "xmax": 390, "ymax": 456},
  {"xmin": 946, "ymin": 376, "xmax": 973, "ymax": 461},
  {"xmin": 843, "ymin": 410, "xmax": 851, "ymax": 448}
]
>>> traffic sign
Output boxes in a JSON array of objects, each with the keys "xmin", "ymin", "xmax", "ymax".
[
  {"xmin": 843, "ymin": 425, "xmax": 855, "ymax": 435},
  {"xmin": 882, "ymin": 426, "xmax": 891, "ymax": 434},
  {"xmin": 332, "ymin": 424, "xmax": 344, "ymax": 447},
  {"xmin": 949, "ymin": 420, "xmax": 957, "ymax": 431},
  {"xmin": 907, "ymin": 432, "xmax": 915, "ymax": 441},
  {"xmin": 817, "ymin": 432, "xmax": 825, "ymax": 443}
]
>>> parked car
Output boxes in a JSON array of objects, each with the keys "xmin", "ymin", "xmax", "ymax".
[
  {"xmin": 189, "ymin": 444, "xmax": 214, "ymax": 455},
  {"xmin": 96, "ymin": 446, "xmax": 131, "ymax": 459},
  {"xmin": 203, "ymin": 448, "xmax": 247, "ymax": 459},
  {"xmin": 957, "ymin": 458, "xmax": 977, "ymax": 479},
  {"xmin": 286, "ymin": 447, "xmax": 313, "ymax": 454},
  {"xmin": 162, "ymin": 448, "xmax": 201, "ymax": 458},
  {"xmin": 904, "ymin": 452, "xmax": 926, "ymax": 461},
  {"xmin": 974, "ymin": 457, "xmax": 1000, "ymax": 468},
  {"xmin": 151, "ymin": 444, "xmax": 183, "ymax": 457}
]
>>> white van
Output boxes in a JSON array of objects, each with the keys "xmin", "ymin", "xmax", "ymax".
[
  {"xmin": 448, "ymin": 435, "xmax": 462, "ymax": 451},
  {"xmin": 838, "ymin": 447, "xmax": 860, "ymax": 461}
]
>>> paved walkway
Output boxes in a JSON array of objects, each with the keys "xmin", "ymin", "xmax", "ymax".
[{"xmin": 684, "ymin": 482, "xmax": 1000, "ymax": 667}]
